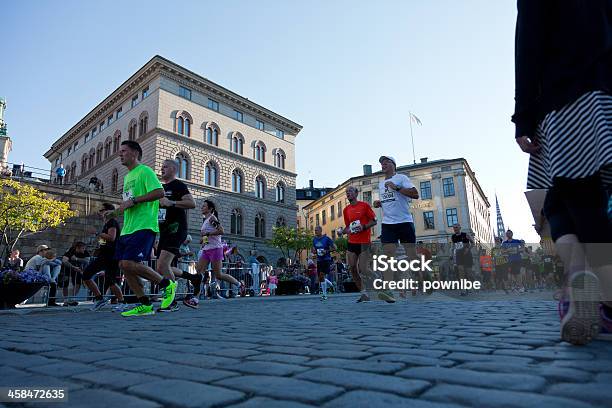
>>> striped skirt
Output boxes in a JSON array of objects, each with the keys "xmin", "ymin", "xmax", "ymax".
[{"xmin": 527, "ymin": 91, "xmax": 612, "ymax": 189}]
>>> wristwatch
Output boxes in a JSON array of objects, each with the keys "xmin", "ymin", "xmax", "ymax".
[
  {"xmin": 395, "ymin": 186, "xmax": 401, "ymax": 191},
  {"xmin": 131, "ymin": 197, "xmax": 137, "ymax": 206}
]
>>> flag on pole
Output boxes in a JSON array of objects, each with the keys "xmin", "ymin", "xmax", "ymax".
[{"xmin": 409, "ymin": 112, "xmax": 422, "ymax": 126}]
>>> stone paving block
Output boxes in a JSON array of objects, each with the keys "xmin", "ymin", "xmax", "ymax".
[
  {"xmin": 157, "ymin": 353, "xmax": 240, "ymax": 368},
  {"xmin": 367, "ymin": 354, "xmax": 455, "ymax": 367},
  {"xmin": 209, "ymin": 348, "xmax": 260, "ymax": 358},
  {"xmin": 308, "ymin": 349, "xmax": 372, "ymax": 359},
  {"xmin": 26, "ymin": 361, "xmax": 96, "ymax": 377},
  {"xmin": 311, "ymin": 343, "xmax": 370, "ymax": 351},
  {"xmin": 552, "ymin": 359, "xmax": 612, "ymax": 373},
  {"xmin": 428, "ymin": 344, "xmax": 492, "ymax": 354},
  {"xmin": 1, "ymin": 352, "xmax": 58, "ymax": 369},
  {"xmin": 493, "ymin": 349, "xmax": 594, "ymax": 361},
  {"xmin": 72, "ymin": 369, "xmax": 159, "ymax": 389},
  {"xmin": 305, "ymin": 358, "xmax": 405, "ymax": 374},
  {"xmin": 247, "ymin": 353, "xmax": 311, "ymax": 365},
  {"xmin": 397, "ymin": 366, "xmax": 546, "ymax": 392},
  {"xmin": 99, "ymin": 357, "xmax": 172, "ymax": 371},
  {"xmin": 128, "ymin": 379, "xmax": 244, "ymax": 408},
  {"xmin": 60, "ymin": 388, "xmax": 161, "ymax": 408},
  {"xmin": 457, "ymin": 362, "xmax": 593, "ymax": 383},
  {"xmin": 595, "ymin": 373, "xmax": 612, "ymax": 383},
  {"xmin": 423, "ymin": 384, "xmax": 593, "ymax": 408},
  {"xmin": 323, "ymin": 391, "xmax": 462, "ymax": 408},
  {"xmin": 229, "ymin": 397, "xmax": 314, "ymax": 408},
  {"xmin": 42, "ymin": 350, "xmax": 124, "ymax": 363},
  {"xmin": 0, "ymin": 373, "xmax": 85, "ymax": 391},
  {"xmin": 546, "ymin": 383, "xmax": 611, "ymax": 406},
  {"xmin": 296, "ymin": 367, "xmax": 430, "ymax": 396},
  {"xmin": 7, "ymin": 343, "xmax": 66, "ymax": 353},
  {"xmin": 215, "ymin": 375, "xmax": 344, "ymax": 404},
  {"xmin": 161, "ymin": 366, "xmax": 239, "ymax": 383},
  {"xmin": 443, "ymin": 352, "xmax": 534, "ymax": 365},
  {"xmin": 224, "ymin": 361, "xmax": 309, "ymax": 376}
]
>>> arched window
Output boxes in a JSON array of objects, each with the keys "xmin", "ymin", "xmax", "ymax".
[
  {"xmin": 81, "ymin": 154, "xmax": 88, "ymax": 175},
  {"xmin": 88, "ymin": 149, "xmax": 95, "ymax": 170},
  {"xmin": 205, "ymin": 123, "xmax": 219, "ymax": 146},
  {"xmin": 255, "ymin": 213, "xmax": 266, "ymax": 238},
  {"xmin": 254, "ymin": 141, "xmax": 266, "ymax": 162},
  {"xmin": 128, "ymin": 119, "xmax": 137, "ymax": 141},
  {"xmin": 276, "ymin": 217, "xmax": 287, "ymax": 228},
  {"xmin": 176, "ymin": 152, "xmax": 190, "ymax": 180},
  {"xmin": 113, "ymin": 131, "xmax": 121, "ymax": 153},
  {"xmin": 70, "ymin": 162, "xmax": 77, "ymax": 181},
  {"xmin": 231, "ymin": 132, "xmax": 244, "ymax": 155},
  {"xmin": 96, "ymin": 143, "xmax": 103, "ymax": 164},
  {"xmin": 176, "ymin": 111, "xmax": 192, "ymax": 137},
  {"xmin": 231, "ymin": 208, "xmax": 243, "ymax": 235},
  {"xmin": 231, "ymin": 169, "xmax": 243, "ymax": 193},
  {"xmin": 274, "ymin": 149, "xmax": 286, "ymax": 169},
  {"xmin": 255, "ymin": 175, "xmax": 266, "ymax": 199},
  {"xmin": 111, "ymin": 168, "xmax": 118, "ymax": 192},
  {"xmin": 139, "ymin": 112, "xmax": 148, "ymax": 136},
  {"xmin": 204, "ymin": 161, "xmax": 219, "ymax": 187},
  {"xmin": 104, "ymin": 137, "xmax": 112, "ymax": 159},
  {"xmin": 276, "ymin": 182, "xmax": 285, "ymax": 203}
]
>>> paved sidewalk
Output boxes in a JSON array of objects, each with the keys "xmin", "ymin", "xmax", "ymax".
[{"xmin": 0, "ymin": 294, "xmax": 610, "ymax": 407}]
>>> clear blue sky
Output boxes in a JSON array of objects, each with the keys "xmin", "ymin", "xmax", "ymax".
[{"xmin": 2, "ymin": 0, "xmax": 537, "ymax": 242}]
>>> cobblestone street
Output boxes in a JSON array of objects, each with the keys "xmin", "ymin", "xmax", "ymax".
[{"xmin": 1, "ymin": 293, "xmax": 611, "ymax": 407}]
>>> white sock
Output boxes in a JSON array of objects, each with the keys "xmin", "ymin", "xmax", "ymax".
[{"xmin": 322, "ymin": 281, "xmax": 327, "ymax": 296}]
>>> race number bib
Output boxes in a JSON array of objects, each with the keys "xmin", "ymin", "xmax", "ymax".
[
  {"xmin": 349, "ymin": 220, "xmax": 362, "ymax": 234},
  {"xmin": 158, "ymin": 209, "xmax": 167, "ymax": 222},
  {"xmin": 122, "ymin": 190, "xmax": 134, "ymax": 201},
  {"xmin": 317, "ymin": 248, "xmax": 325, "ymax": 256},
  {"xmin": 455, "ymin": 242, "xmax": 464, "ymax": 250}
]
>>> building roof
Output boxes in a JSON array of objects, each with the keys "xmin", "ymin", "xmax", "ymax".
[{"xmin": 45, "ymin": 55, "xmax": 303, "ymax": 159}]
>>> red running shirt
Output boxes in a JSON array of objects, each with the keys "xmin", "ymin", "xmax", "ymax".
[{"xmin": 343, "ymin": 201, "xmax": 376, "ymax": 244}]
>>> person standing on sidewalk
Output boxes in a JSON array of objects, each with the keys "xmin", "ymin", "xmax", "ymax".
[
  {"xmin": 55, "ymin": 164, "xmax": 65, "ymax": 185},
  {"xmin": 109, "ymin": 141, "xmax": 177, "ymax": 317},
  {"xmin": 373, "ymin": 155, "xmax": 419, "ymax": 303},
  {"xmin": 155, "ymin": 159, "xmax": 199, "ymax": 311}
]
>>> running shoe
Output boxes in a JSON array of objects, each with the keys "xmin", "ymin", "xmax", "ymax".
[
  {"xmin": 320, "ymin": 294, "xmax": 328, "ymax": 301},
  {"xmin": 158, "ymin": 301, "xmax": 180, "ymax": 312},
  {"xmin": 121, "ymin": 304, "xmax": 155, "ymax": 317},
  {"xmin": 183, "ymin": 296, "xmax": 199, "ymax": 309},
  {"xmin": 64, "ymin": 301, "xmax": 79, "ymax": 307},
  {"xmin": 92, "ymin": 298, "xmax": 109, "ymax": 311},
  {"xmin": 356, "ymin": 293, "xmax": 370, "ymax": 303},
  {"xmin": 560, "ymin": 271, "xmax": 600, "ymax": 345},
  {"xmin": 160, "ymin": 280, "xmax": 178, "ymax": 309},
  {"xmin": 377, "ymin": 291, "xmax": 396, "ymax": 303},
  {"xmin": 112, "ymin": 303, "xmax": 130, "ymax": 312}
]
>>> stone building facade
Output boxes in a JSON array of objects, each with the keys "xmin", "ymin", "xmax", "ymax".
[{"xmin": 44, "ymin": 56, "xmax": 302, "ymax": 263}]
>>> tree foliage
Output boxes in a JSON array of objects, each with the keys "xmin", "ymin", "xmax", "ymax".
[
  {"xmin": 0, "ymin": 179, "xmax": 75, "ymax": 260},
  {"xmin": 269, "ymin": 226, "xmax": 314, "ymax": 264},
  {"xmin": 334, "ymin": 236, "xmax": 348, "ymax": 260}
]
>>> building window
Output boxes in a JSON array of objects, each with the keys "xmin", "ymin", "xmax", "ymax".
[
  {"xmin": 234, "ymin": 110, "xmax": 243, "ymax": 122},
  {"xmin": 332, "ymin": 230, "xmax": 336, "ymax": 240},
  {"xmin": 116, "ymin": 107, "xmax": 123, "ymax": 119},
  {"xmin": 205, "ymin": 162, "xmax": 218, "ymax": 187},
  {"xmin": 99, "ymin": 121, "xmax": 106, "ymax": 132},
  {"xmin": 315, "ymin": 214, "xmax": 320, "ymax": 227},
  {"xmin": 81, "ymin": 154, "xmax": 88, "ymax": 175},
  {"xmin": 274, "ymin": 149, "xmax": 286, "ymax": 169},
  {"xmin": 179, "ymin": 86, "xmax": 191, "ymax": 100},
  {"xmin": 338, "ymin": 202, "xmax": 342, "ymax": 218},
  {"xmin": 362, "ymin": 191, "xmax": 372, "ymax": 206},
  {"xmin": 231, "ymin": 208, "xmax": 243, "ymax": 235},
  {"xmin": 70, "ymin": 162, "xmax": 77, "ymax": 182},
  {"xmin": 176, "ymin": 112, "xmax": 192, "ymax": 137},
  {"xmin": 254, "ymin": 142, "xmax": 266, "ymax": 162},
  {"xmin": 441, "ymin": 165, "xmax": 452, "ymax": 172},
  {"xmin": 67, "ymin": 146, "xmax": 71, "ymax": 156},
  {"xmin": 96, "ymin": 143, "xmax": 103, "ymax": 164},
  {"xmin": 85, "ymin": 132, "xmax": 90, "ymax": 143},
  {"xmin": 107, "ymin": 115, "xmax": 113, "ymax": 126},
  {"xmin": 73, "ymin": 141, "xmax": 78, "ymax": 151},
  {"xmin": 88, "ymin": 149, "xmax": 95, "ymax": 170},
  {"xmin": 256, "ymin": 119, "xmax": 264, "ymax": 130},
  {"xmin": 420, "ymin": 181, "xmax": 432, "ymax": 200},
  {"xmin": 255, "ymin": 213, "xmax": 266, "ymax": 238},
  {"xmin": 424, "ymin": 211, "xmax": 435, "ymax": 230},
  {"xmin": 205, "ymin": 125, "xmax": 219, "ymax": 146},
  {"xmin": 104, "ymin": 137, "xmax": 112, "ymax": 159},
  {"xmin": 208, "ymin": 98, "xmax": 219, "ymax": 111},
  {"xmin": 443, "ymin": 177, "xmax": 455, "ymax": 197},
  {"xmin": 113, "ymin": 131, "xmax": 121, "ymax": 153},
  {"xmin": 330, "ymin": 205, "xmax": 335, "ymax": 221},
  {"xmin": 232, "ymin": 169, "xmax": 243, "ymax": 193},
  {"xmin": 276, "ymin": 129, "xmax": 284, "ymax": 139},
  {"xmin": 131, "ymin": 94, "xmax": 138, "ymax": 108},
  {"xmin": 139, "ymin": 112, "xmax": 148, "ymax": 137},
  {"xmin": 276, "ymin": 182, "xmax": 285, "ymax": 203},
  {"xmin": 111, "ymin": 168, "xmax": 118, "ymax": 192},
  {"xmin": 322, "ymin": 210, "xmax": 327, "ymax": 225},
  {"xmin": 276, "ymin": 217, "xmax": 286, "ymax": 228},
  {"xmin": 142, "ymin": 86, "xmax": 149, "ymax": 99},
  {"xmin": 309, "ymin": 217, "xmax": 314, "ymax": 230},
  {"xmin": 231, "ymin": 133, "xmax": 244, "ymax": 155},
  {"xmin": 91, "ymin": 127, "xmax": 97, "ymax": 137},
  {"xmin": 446, "ymin": 208, "xmax": 458, "ymax": 227},
  {"xmin": 256, "ymin": 175, "xmax": 266, "ymax": 199},
  {"xmin": 176, "ymin": 152, "xmax": 190, "ymax": 180}
]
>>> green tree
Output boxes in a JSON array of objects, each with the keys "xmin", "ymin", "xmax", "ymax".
[
  {"xmin": 269, "ymin": 226, "xmax": 314, "ymax": 265},
  {"xmin": 334, "ymin": 236, "xmax": 348, "ymax": 260},
  {"xmin": 0, "ymin": 179, "xmax": 75, "ymax": 262}
]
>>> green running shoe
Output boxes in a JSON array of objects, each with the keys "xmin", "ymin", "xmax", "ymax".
[
  {"xmin": 160, "ymin": 280, "xmax": 178, "ymax": 309},
  {"xmin": 121, "ymin": 304, "xmax": 155, "ymax": 317},
  {"xmin": 377, "ymin": 290, "xmax": 396, "ymax": 303}
]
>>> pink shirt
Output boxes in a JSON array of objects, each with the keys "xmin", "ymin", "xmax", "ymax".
[
  {"xmin": 269, "ymin": 276, "xmax": 278, "ymax": 285},
  {"xmin": 201, "ymin": 215, "xmax": 223, "ymax": 250}
]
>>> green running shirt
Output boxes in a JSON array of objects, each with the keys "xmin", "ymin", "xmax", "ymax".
[{"xmin": 121, "ymin": 164, "xmax": 162, "ymax": 235}]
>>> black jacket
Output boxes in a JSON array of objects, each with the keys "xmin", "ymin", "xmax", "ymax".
[{"xmin": 512, "ymin": 0, "xmax": 612, "ymax": 138}]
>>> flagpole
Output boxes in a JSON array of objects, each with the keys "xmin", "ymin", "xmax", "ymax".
[{"xmin": 409, "ymin": 112, "xmax": 416, "ymax": 164}]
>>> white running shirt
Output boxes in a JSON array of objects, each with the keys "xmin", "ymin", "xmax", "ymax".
[{"xmin": 378, "ymin": 173, "xmax": 415, "ymax": 224}]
